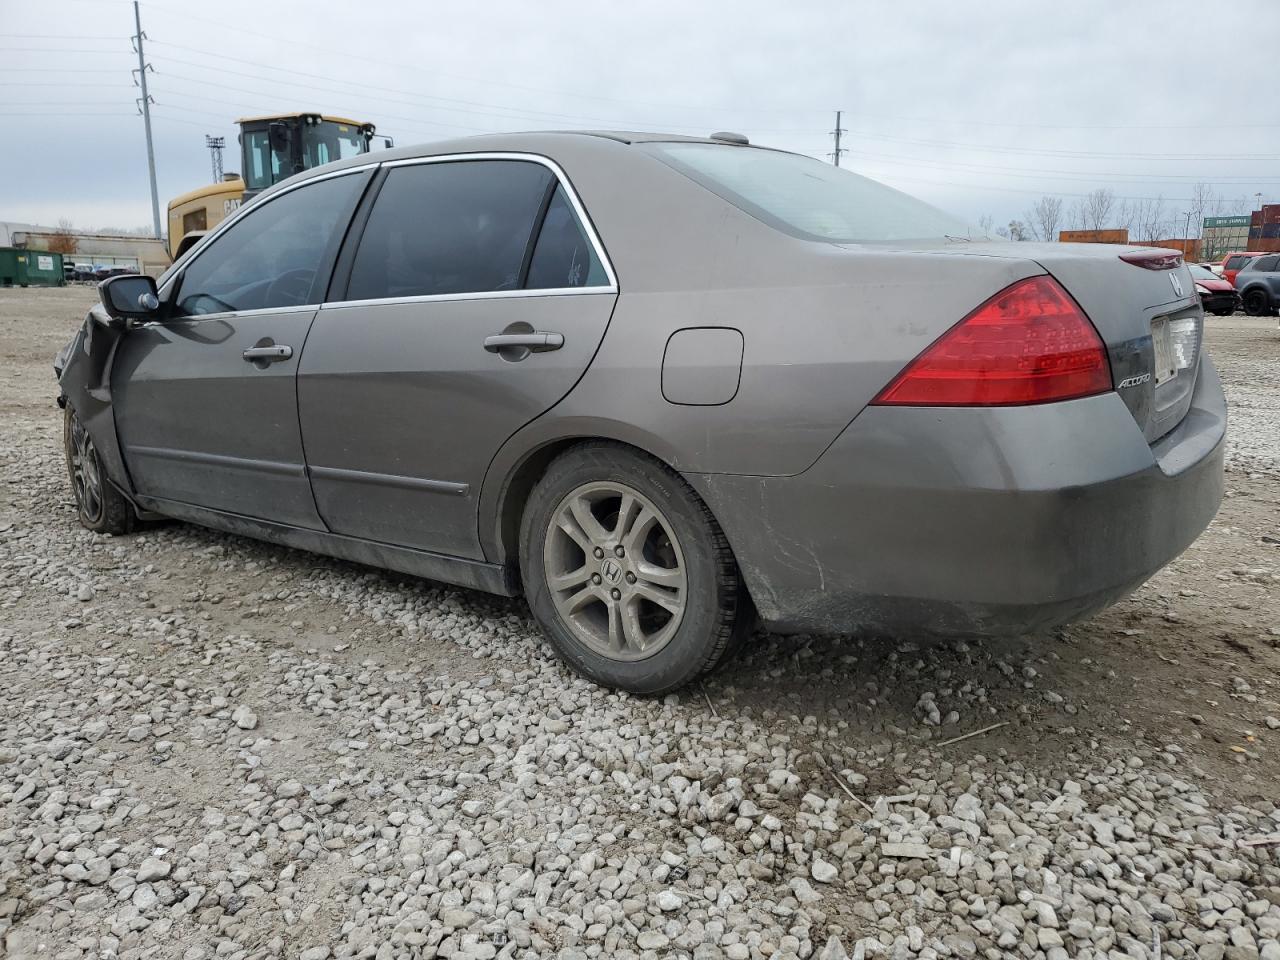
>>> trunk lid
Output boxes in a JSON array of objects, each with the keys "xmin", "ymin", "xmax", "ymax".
[{"xmin": 902, "ymin": 240, "xmax": 1203, "ymax": 443}]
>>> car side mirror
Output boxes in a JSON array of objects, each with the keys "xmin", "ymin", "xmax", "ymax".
[{"xmin": 99, "ymin": 274, "xmax": 160, "ymax": 323}]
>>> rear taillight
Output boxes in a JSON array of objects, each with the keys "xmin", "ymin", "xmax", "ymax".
[
  {"xmin": 1119, "ymin": 248, "xmax": 1183, "ymax": 270},
  {"xmin": 871, "ymin": 275, "xmax": 1112, "ymax": 407}
]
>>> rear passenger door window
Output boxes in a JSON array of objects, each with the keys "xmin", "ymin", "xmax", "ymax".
[
  {"xmin": 525, "ymin": 185, "xmax": 610, "ymax": 289},
  {"xmin": 345, "ymin": 160, "xmax": 553, "ymax": 300}
]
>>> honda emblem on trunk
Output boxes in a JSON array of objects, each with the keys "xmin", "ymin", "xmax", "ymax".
[{"xmin": 1169, "ymin": 272, "xmax": 1183, "ymax": 298}]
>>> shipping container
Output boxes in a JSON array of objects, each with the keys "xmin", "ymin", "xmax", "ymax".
[
  {"xmin": 1247, "ymin": 238, "xmax": 1280, "ymax": 253},
  {"xmin": 1252, "ymin": 211, "xmax": 1264, "ymax": 228},
  {"xmin": 1263, "ymin": 223, "xmax": 1280, "ymax": 239},
  {"xmin": 1135, "ymin": 239, "xmax": 1199, "ymax": 259},
  {"xmin": 1058, "ymin": 229, "xmax": 1129, "ymax": 244},
  {"xmin": 1263, "ymin": 204, "xmax": 1280, "ymax": 225},
  {"xmin": 0, "ymin": 247, "xmax": 64, "ymax": 287}
]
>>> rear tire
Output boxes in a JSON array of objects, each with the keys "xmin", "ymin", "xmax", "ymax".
[
  {"xmin": 519, "ymin": 442, "xmax": 750, "ymax": 695},
  {"xmin": 64, "ymin": 404, "xmax": 134, "ymax": 535}
]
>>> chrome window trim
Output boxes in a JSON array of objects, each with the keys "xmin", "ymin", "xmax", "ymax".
[
  {"xmin": 158, "ymin": 163, "xmax": 379, "ymax": 298},
  {"xmin": 326, "ymin": 151, "xmax": 618, "ymax": 306},
  {"xmin": 156, "ymin": 303, "xmax": 319, "ymax": 323},
  {"xmin": 322, "ymin": 288, "xmax": 615, "ymax": 311}
]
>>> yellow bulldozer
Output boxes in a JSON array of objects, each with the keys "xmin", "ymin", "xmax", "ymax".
[{"xmin": 167, "ymin": 112, "xmax": 384, "ymax": 260}]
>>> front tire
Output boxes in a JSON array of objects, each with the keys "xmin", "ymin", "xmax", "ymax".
[
  {"xmin": 519, "ymin": 442, "xmax": 749, "ymax": 694},
  {"xmin": 1243, "ymin": 289, "xmax": 1269, "ymax": 317},
  {"xmin": 64, "ymin": 404, "xmax": 133, "ymax": 535}
]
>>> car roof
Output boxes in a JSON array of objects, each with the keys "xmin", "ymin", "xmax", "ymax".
[{"xmin": 288, "ymin": 130, "xmax": 761, "ymax": 181}]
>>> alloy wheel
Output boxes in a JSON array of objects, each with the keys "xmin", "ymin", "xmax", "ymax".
[
  {"xmin": 543, "ymin": 481, "xmax": 687, "ymax": 661},
  {"xmin": 68, "ymin": 410, "xmax": 103, "ymax": 523}
]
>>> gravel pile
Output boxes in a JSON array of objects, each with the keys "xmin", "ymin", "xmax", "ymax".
[
  {"xmin": 1212, "ymin": 317, "xmax": 1280, "ymax": 477},
  {"xmin": 3, "ymin": 424, "xmax": 1279, "ymax": 959},
  {"xmin": 1, "ymin": 291, "xmax": 1278, "ymax": 959}
]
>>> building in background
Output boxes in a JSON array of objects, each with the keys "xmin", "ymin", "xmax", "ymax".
[
  {"xmin": 1202, "ymin": 216, "xmax": 1252, "ymax": 261},
  {"xmin": 0, "ymin": 222, "xmax": 170, "ymax": 277}
]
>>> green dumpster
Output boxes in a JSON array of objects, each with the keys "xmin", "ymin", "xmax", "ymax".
[{"xmin": 0, "ymin": 247, "xmax": 65, "ymax": 287}]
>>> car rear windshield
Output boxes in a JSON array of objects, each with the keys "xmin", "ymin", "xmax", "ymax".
[
  {"xmin": 645, "ymin": 142, "xmax": 974, "ymax": 244},
  {"xmin": 1189, "ymin": 264, "xmax": 1217, "ymax": 281}
]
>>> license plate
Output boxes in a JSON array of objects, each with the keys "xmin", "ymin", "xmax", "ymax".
[{"xmin": 1151, "ymin": 319, "xmax": 1177, "ymax": 385}]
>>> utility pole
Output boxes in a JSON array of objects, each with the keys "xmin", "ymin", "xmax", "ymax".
[
  {"xmin": 828, "ymin": 110, "xmax": 847, "ymax": 167},
  {"xmin": 132, "ymin": 0, "xmax": 161, "ymax": 238},
  {"xmin": 205, "ymin": 135, "xmax": 225, "ymax": 182}
]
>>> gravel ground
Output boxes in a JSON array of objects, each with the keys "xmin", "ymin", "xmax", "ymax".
[{"xmin": 2, "ymin": 287, "xmax": 1279, "ymax": 960}]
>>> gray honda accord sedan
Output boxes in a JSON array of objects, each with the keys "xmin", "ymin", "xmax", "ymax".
[{"xmin": 55, "ymin": 131, "xmax": 1226, "ymax": 694}]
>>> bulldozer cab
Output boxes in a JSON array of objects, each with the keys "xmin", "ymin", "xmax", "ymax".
[
  {"xmin": 168, "ymin": 112, "xmax": 385, "ymax": 262},
  {"xmin": 238, "ymin": 113, "xmax": 378, "ymax": 200}
]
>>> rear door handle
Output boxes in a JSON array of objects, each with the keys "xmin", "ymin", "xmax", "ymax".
[
  {"xmin": 483, "ymin": 332, "xmax": 564, "ymax": 353},
  {"xmin": 242, "ymin": 344, "xmax": 293, "ymax": 363}
]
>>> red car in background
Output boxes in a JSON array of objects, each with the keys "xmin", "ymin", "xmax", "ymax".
[
  {"xmin": 1189, "ymin": 263, "xmax": 1239, "ymax": 316},
  {"xmin": 1220, "ymin": 251, "xmax": 1267, "ymax": 285}
]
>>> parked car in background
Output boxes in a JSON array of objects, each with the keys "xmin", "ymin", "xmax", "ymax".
[
  {"xmin": 1200, "ymin": 261, "xmax": 1224, "ymax": 277},
  {"xmin": 53, "ymin": 131, "xmax": 1226, "ymax": 694},
  {"xmin": 1188, "ymin": 263, "xmax": 1239, "ymax": 316},
  {"xmin": 1220, "ymin": 251, "xmax": 1267, "ymax": 286},
  {"xmin": 1234, "ymin": 253, "xmax": 1280, "ymax": 316},
  {"xmin": 72, "ymin": 263, "xmax": 96, "ymax": 282}
]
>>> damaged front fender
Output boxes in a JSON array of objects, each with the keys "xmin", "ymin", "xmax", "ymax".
[{"xmin": 55, "ymin": 303, "xmax": 135, "ymax": 500}]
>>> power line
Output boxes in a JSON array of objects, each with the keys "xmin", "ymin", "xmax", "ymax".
[
  {"xmin": 137, "ymin": 6, "xmax": 1280, "ymax": 132},
  {"xmin": 0, "ymin": 33, "xmax": 121, "ymax": 39},
  {"xmin": 842, "ymin": 149, "xmax": 1280, "ymax": 184},
  {"xmin": 0, "ymin": 68, "xmax": 124, "ymax": 73},
  {"xmin": 145, "ymin": 53, "xmax": 709, "ymax": 131},
  {"xmin": 0, "ymin": 46, "xmax": 129, "ymax": 52},
  {"xmin": 0, "ymin": 111, "xmax": 137, "ymax": 117},
  {"xmin": 840, "ymin": 128, "xmax": 1280, "ymax": 162},
  {"xmin": 145, "ymin": 47, "xmax": 1280, "ymax": 159}
]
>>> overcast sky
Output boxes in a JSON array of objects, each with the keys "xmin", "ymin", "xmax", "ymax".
[{"xmin": 2, "ymin": 0, "xmax": 1277, "ymax": 235}]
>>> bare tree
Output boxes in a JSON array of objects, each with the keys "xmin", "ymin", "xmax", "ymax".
[
  {"xmin": 977, "ymin": 213, "xmax": 994, "ymax": 236},
  {"xmin": 1130, "ymin": 196, "xmax": 1170, "ymax": 242},
  {"xmin": 1185, "ymin": 183, "xmax": 1223, "ymax": 239},
  {"xmin": 1112, "ymin": 200, "xmax": 1135, "ymax": 237},
  {"xmin": 1066, "ymin": 199, "xmax": 1087, "ymax": 231},
  {"xmin": 1083, "ymin": 188, "xmax": 1116, "ymax": 231},
  {"xmin": 48, "ymin": 218, "xmax": 78, "ymax": 256},
  {"xmin": 1024, "ymin": 196, "xmax": 1063, "ymax": 242},
  {"xmin": 1229, "ymin": 194, "xmax": 1254, "ymax": 216},
  {"xmin": 1006, "ymin": 219, "xmax": 1029, "ymax": 242}
]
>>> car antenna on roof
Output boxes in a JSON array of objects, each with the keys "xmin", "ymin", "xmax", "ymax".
[{"xmin": 709, "ymin": 131, "xmax": 749, "ymax": 145}]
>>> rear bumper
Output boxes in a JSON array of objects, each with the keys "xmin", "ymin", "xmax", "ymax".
[{"xmin": 686, "ymin": 353, "xmax": 1226, "ymax": 636}]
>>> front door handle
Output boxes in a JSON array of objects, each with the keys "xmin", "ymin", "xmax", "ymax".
[
  {"xmin": 242, "ymin": 344, "xmax": 293, "ymax": 363},
  {"xmin": 483, "ymin": 332, "xmax": 564, "ymax": 353}
]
